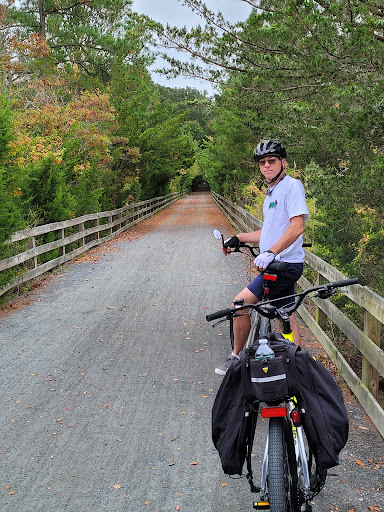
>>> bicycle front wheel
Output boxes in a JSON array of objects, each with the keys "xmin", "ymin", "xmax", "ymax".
[{"xmin": 268, "ymin": 418, "xmax": 298, "ymax": 512}]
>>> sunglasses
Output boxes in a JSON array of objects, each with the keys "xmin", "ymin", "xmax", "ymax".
[{"xmin": 258, "ymin": 157, "xmax": 279, "ymax": 167}]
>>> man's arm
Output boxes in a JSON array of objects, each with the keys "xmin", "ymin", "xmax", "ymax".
[
  {"xmin": 269, "ymin": 215, "xmax": 305, "ymax": 256},
  {"xmin": 254, "ymin": 215, "xmax": 305, "ymax": 270},
  {"xmin": 222, "ymin": 230, "xmax": 262, "ymax": 255},
  {"xmin": 237, "ymin": 230, "xmax": 262, "ymax": 245}
]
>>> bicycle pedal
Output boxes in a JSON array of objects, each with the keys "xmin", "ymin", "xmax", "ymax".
[{"xmin": 253, "ymin": 502, "xmax": 270, "ymax": 510}]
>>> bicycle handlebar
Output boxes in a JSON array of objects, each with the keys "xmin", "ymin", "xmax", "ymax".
[
  {"xmin": 206, "ymin": 278, "xmax": 358, "ymax": 323},
  {"xmin": 206, "ymin": 308, "xmax": 233, "ymax": 322},
  {"xmin": 326, "ymin": 278, "xmax": 359, "ymax": 288},
  {"xmin": 227, "ymin": 242, "xmax": 312, "ymax": 261}
]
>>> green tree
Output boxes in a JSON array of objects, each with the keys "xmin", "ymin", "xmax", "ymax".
[
  {"xmin": 0, "ymin": 92, "xmax": 25, "ymax": 284},
  {"xmin": 111, "ymin": 60, "xmax": 158, "ymax": 144},
  {"xmin": 197, "ymin": 104, "xmax": 256, "ymax": 198},
  {"xmin": 111, "ymin": 64, "xmax": 208, "ymax": 200},
  {"xmin": 23, "ymin": 156, "xmax": 74, "ymax": 223},
  {"xmin": 6, "ymin": 0, "xmax": 140, "ymax": 84},
  {"xmin": 139, "ymin": 112, "xmax": 197, "ymax": 198}
]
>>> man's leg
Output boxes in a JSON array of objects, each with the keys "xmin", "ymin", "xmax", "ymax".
[
  {"xmin": 214, "ymin": 287, "xmax": 258, "ymax": 375},
  {"xmin": 289, "ymin": 313, "xmax": 301, "ymax": 346},
  {"xmin": 232, "ymin": 287, "xmax": 259, "ymax": 355}
]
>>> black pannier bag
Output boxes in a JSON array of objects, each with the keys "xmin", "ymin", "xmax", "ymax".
[
  {"xmin": 211, "ymin": 334, "xmax": 349, "ymax": 477},
  {"xmin": 292, "ymin": 349, "xmax": 349, "ymax": 469},
  {"xmin": 211, "ymin": 359, "xmax": 257, "ymax": 476}
]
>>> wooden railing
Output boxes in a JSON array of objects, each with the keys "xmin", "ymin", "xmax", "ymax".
[
  {"xmin": 212, "ymin": 191, "xmax": 384, "ymax": 437},
  {"xmin": 0, "ymin": 191, "xmax": 186, "ymax": 298}
]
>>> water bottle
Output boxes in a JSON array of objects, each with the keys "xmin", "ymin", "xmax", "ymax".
[{"xmin": 255, "ymin": 337, "xmax": 275, "ymax": 360}]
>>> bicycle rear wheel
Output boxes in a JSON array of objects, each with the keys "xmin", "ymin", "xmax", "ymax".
[{"xmin": 268, "ymin": 418, "xmax": 299, "ymax": 512}]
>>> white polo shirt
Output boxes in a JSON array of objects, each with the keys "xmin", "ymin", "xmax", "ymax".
[{"xmin": 259, "ymin": 175, "xmax": 310, "ymax": 263}]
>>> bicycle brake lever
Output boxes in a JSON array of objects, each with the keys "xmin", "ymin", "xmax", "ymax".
[
  {"xmin": 212, "ymin": 318, "xmax": 229, "ymax": 328},
  {"xmin": 316, "ymin": 289, "xmax": 336, "ymax": 299}
]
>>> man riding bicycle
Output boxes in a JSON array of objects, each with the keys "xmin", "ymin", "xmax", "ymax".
[{"xmin": 215, "ymin": 140, "xmax": 310, "ymax": 376}]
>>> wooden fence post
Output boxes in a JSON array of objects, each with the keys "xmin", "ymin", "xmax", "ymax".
[
  {"xmin": 27, "ymin": 237, "xmax": 38, "ymax": 268},
  {"xmin": 316, "ymin": 273, "xmax": 328, "ymax": 330},
  {"xmin": 79, "ymin": 222, "xmax": 85, "ymax": 247},
  {"xmin": 95, "ymin": 218, "xmax": 100, "ymax": 240},
  {"xmin": 362, "ymin": 311, "xmax": 381, "ymax": 399},
  {"xmin": 59, "ymin": 228, "xmax": 66, "ymax": 256}
]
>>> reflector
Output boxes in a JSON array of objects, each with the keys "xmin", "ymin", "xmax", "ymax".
[
  {"xmin": 260, "ymin": 406, "xmax": 287, "ymax": 418},
  {"xmin": 290, "ymin": 409, "xmax": 302, "ymax": 427},
  {"xmin": 253, "ymin": 502, "xmax": 270, "ymax": 510}
]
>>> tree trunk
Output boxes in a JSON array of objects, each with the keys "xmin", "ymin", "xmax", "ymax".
[{"xmin": 38, "ymin": 0, "xmax": 45, "ymax": 38}]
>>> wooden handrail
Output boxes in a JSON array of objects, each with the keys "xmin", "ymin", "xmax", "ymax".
[
  {"xmin": 212, "ymin": 191, "xmax": 384, "ymax": 438},
  {"xmin": 0, "ymin": 191, "xmax": 186, "ymax": 298}
]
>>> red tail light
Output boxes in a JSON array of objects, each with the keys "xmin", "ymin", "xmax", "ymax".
[
  {"xmin": 261, "ymin": 406, "xmax": 287, "ymax": 418},
  {"xmin": 290, "ymin": 409, "xmax": 302, "ymax": 427}
]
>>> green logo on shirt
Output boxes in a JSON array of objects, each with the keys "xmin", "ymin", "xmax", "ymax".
[{"xmin": 269, "ymin": 200, "xmax": 278, "ymax": 209}]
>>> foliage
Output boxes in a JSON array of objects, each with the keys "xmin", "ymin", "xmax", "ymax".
[
  {"xmin": 110, "ymin": 63, "xmax": 206, "ymax": 199},
  {"xmin": 0, "ymin": 92, "xmax": 25, "ymax": 284},
  {"xmin": 5, "ymin": 0, "xmax": 144, "ymax": 85},
  {"xmin": 9, "ymin": 83, "xmax": 121, "ymax": 219},
  {"xmin": 139, "ymin": 112, "xmax": 197, "ymax": 198},
  {"xmin": 196, "ymin": 104, "xmax": 257, "ymax": 199},
  {"xmin": 153, "ymin": 0, "xmax": 384, "ymax": 294}
]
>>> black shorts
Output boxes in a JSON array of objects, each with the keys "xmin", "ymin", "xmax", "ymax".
[{"xmin": 247, "ymin": 263, "xmax": 303, "ymax": 308}]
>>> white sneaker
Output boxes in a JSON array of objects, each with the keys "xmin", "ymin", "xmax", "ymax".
[{"xmin": 215, "ymin": 354, "xmax": 238, "ymax": 376}]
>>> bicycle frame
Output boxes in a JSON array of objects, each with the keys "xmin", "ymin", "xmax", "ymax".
[{"xmin": 246, "ymin": 267, "xmax": 295, "ymax": 350}]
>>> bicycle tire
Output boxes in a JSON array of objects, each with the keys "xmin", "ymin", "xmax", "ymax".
[{"xmin": 268, "ymin": 418, "xmax": 299, "ymax": 512}]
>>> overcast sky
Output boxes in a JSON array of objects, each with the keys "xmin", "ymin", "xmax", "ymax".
[{"xmin": 131, "ymin": 0, "xmax": 253, "ymax": 94}]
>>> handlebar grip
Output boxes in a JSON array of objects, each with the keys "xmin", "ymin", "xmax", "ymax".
[
  {"xmin": 206, "ymin": 308, "xmax": 232, "ymax": 322},
  {"xmin": 329, "ymin": 278, "xmax": 359, "ymax": 288},
  {"xmin": 303, "ymin": 243, "xmax": 312, "ymax": 247}
]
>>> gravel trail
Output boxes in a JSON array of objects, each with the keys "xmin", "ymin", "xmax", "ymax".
[{"xmin": 0, "ymin": 192, "xmax": 382, "ymax": 512}]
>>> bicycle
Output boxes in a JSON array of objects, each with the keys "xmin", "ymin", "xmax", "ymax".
[{"xmin": 208, "ymin": 232, "xmax": 358, "ymax": 511}]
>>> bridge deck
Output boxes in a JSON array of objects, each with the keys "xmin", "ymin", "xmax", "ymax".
[{"xmin": 0, "ymin": 192, "xmax": 382, "ymax": 511}]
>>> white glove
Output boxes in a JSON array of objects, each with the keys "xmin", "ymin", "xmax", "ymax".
[{"xmin": 254, "ymin": 250, "xmax": 275, "ymax": 270}]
